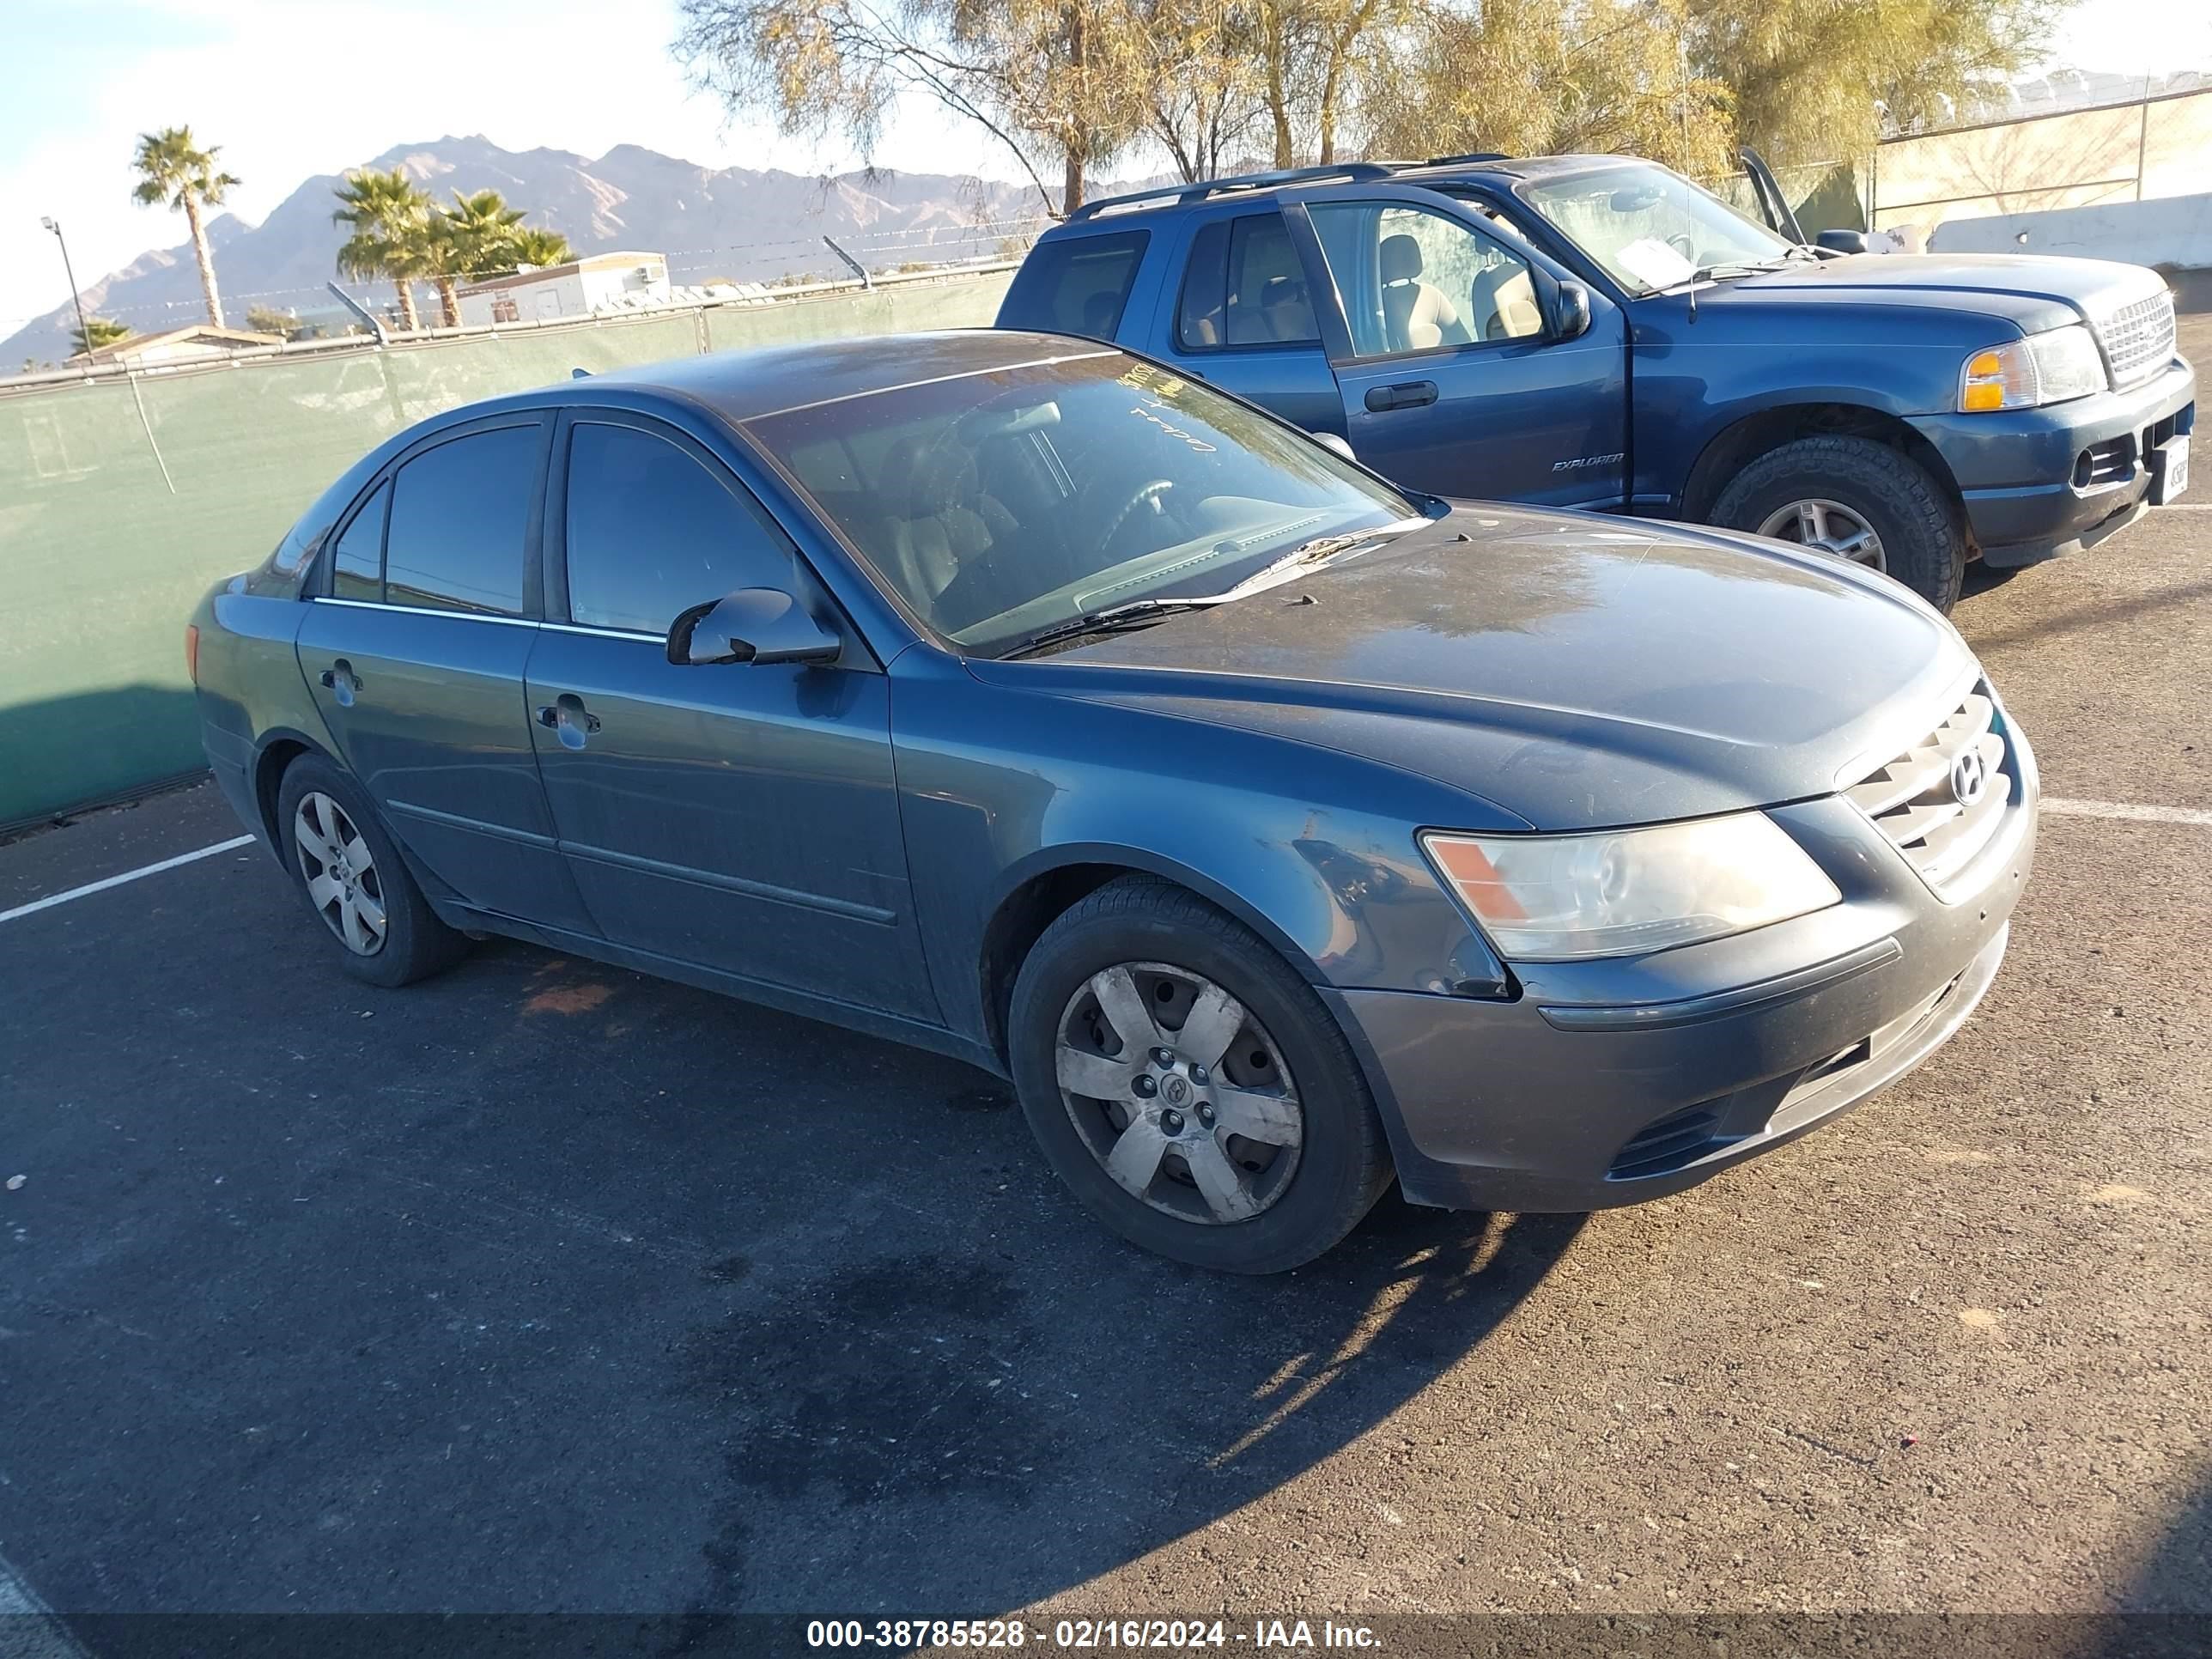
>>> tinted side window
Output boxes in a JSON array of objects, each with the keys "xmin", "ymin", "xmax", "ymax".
[
  {"xmin": 331, "ymin": 481, "xmax": 388, "ymax": 602},
  {"xmin": 1176, "ymin": 222, "xmax": 1231, "ymax": 349},
  {"xmin": 384, "ymin": 426, "xmax": 538, "ymax": 615},
  {"xmin": 997, "ymin": 230, "xmax": 1149, "ymax": 341},
  {"xmin": 564, "ymin": 423, "xmax": 793, "ymax": 635},
  {"xmin": 1178, "ymin": 214, "xmax": 1317, "ymax": 350}
]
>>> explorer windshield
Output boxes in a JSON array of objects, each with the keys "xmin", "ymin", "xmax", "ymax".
[
  {"xmin": 749, "ymin": 355, "xmax": 1420, "ymax": 656},
  {"xmin": 1521, "ymin": 161, "xmax": 1797, "ymax": 295}
]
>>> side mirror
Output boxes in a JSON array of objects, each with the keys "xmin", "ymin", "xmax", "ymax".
[
  {"xmin": 1817, "ymin": 228, "xmax": 1871, "ymax": 255},
  {"xmin": 1552, "ymin": 281, "xmax": 1593, "ymax": 342},
  {"xmin": 666, "ymin": 587, "xmax": 841, "ymax": 667},
  {"xmin": 1313, "ymin": 432, "xmax": 1358, "ymax": 463}
]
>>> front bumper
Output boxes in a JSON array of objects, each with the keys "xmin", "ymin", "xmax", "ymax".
[
  {"xmin": 1909, "ymin": 356, "xmax": 2195, "ymax": 566},
  {"xmin": 1328, "ymin": 719, "xmax": 2039, "ymax": 1212}
]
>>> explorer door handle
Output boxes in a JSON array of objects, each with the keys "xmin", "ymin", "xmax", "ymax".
[
  {"xmin": 1364, "ymin": 380, "xmax": 1438, "ymax": 412},
  {"xmin": 319, "ymin": 659, "xmax": 360, "ymax": 707},
  {"xmin": 537, "ymin": 695, "xmax": 601, "ymax": 749}
]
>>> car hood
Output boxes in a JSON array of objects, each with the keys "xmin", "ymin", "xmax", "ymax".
[
  {"xmin": 969, "ymin": 507, "xmax": 1978, "ymax": 832},
  {"xmin": 1711, "ymin": 251, "xmax": 2164, "ymax": 333}
]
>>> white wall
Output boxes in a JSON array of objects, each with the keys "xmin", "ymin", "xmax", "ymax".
[
  {"xmin": 579, "ymin": 258, "xmax": 671, "ymax": 312},
  {"xmin": 1930, "ymin": 191, "xmax": 2212, "ymax": 270}
]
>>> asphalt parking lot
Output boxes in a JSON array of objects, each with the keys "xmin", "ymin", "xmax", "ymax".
[{"xmin": 3, "ymin": 501, "xmax": 2209, "ymax": 1646}]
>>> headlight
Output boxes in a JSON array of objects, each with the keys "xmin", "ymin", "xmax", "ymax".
[
  {"xmin": 1958, "ymin": 325, "xmax": 2106, "ymax": 411},
  {"xmin": 1420, "ymin": 812, "xmax": 1841, "ymax": 962}
]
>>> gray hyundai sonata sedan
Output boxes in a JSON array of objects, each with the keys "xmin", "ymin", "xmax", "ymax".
[{"xmin": 191, "ymin": 330, "xmax": 2037, "ymax": 1272}]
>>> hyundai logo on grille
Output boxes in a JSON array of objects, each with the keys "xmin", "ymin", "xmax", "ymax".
[{"xmin": 1950, "ymin": 747, "xmax": 1990, "ymax": 806}]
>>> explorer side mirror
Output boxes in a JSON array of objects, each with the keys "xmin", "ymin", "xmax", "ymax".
[
  {"xmin": 1817, "ymin": 228, "xmax": 1871, "ymax": 255},
  {"xmin": 666, "ymin": 587, "xmax": 840, "ymax": 666},
  {"xmin": 1314, "ymin": 432, "xmax": 1358, "ymax": 463},
  {"xmin": 1552, "ymin": 282, "xmax": 1593, "ymax": 342}
]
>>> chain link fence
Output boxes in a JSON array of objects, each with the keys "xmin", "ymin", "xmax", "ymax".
[{"xmin": 0, "ymin": 268, "xmax": 1018, "ymax": 831}]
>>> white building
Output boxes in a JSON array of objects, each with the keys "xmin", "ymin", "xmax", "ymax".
[{"xmin": 456, "ymin": 252, "xmax": 672, "ymax": 326}]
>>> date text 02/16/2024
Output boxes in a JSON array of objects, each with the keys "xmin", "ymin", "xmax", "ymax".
[{"xmin": 805, "ymin": 1619, "xmax": 1383, "ymax": 1650}]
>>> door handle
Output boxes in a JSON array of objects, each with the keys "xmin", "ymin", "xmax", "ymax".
[
  {"xmin": 319, "ymin": 659, "xmax": 360, "ymax": 708},
  {"xmin": 537, "ymin": 696, "xmax": 601, "ymax": 749},
  {"xmin": 1364, "ymin": 380, "xmax": 1438, "ymax": 412}
]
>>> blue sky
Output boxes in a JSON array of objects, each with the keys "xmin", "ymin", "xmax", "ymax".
[{"xmin": 3, "ymin": 0, "xmax": 2205, "ymax": 335}]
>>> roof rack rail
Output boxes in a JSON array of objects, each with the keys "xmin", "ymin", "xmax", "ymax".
[
  {"xmin": 1419, "ymin": 151, "xmax": 1511, "ymax": 168},
  {"xmin": 1066, "ymin": 161, "xmax": 1401, "ymax": 222}
]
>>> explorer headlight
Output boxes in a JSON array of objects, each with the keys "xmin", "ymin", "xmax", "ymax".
[{"xmin": 1958, "ymin": 325, "xmax": 2107, "ymax": 411}]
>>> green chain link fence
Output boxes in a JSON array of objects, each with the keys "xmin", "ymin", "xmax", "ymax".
[{"xmin": 0, "ymin": 270, "xmax": 1016, "ymax": 832}]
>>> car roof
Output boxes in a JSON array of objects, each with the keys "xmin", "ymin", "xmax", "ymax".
[
  {"xmin": 446, "ymin": 330, "xmax": 1121, "ymax": 432},
  {"xmin": 1049, "ymin": 154, "xmax": 1634, "ymax": 235}
]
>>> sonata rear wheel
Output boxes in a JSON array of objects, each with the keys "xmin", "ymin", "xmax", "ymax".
[
  {"xmin": 1008, "ymin": 877, "xmax": 1391, "ymax": 1273},
  {"xmin": 275, "ymin": 755, "xmax": 465, "ymax": 988}
]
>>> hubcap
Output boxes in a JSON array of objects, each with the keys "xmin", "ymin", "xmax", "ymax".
[
  {"xmin": 294, "ymin": 792, "xmax": 387, "ymax": 957},
  {"xmin": 1756, "ymin": 497, "xmax": 1887, "ymax": 572},
  {"xmin": 1054, "ymin": 962, "xmax": 1304, "ymax": 1225}
]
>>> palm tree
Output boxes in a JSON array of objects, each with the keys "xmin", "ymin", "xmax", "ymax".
[
  {"xmin": 131, "ymin": 126, "xmax": 240, "ymax": 328},
  {"xmin": 424, "ymin": 189, "xmax": 528, "ymax": 327},
  {"xmin": 508, "ymin": 226, "xmax": 574, "ymax": 270},
  {"xmin": 70, "ymin": 317, "xmax": 133, "ymax": 358},
  {"xmin": 331, "ymin": 167, "xmax": 431, "ymax": 332}
]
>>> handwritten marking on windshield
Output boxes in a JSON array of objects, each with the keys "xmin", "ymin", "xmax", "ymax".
[{"xmin": 1127, "ymin": 400, "xmax": 1218, "ymax": 453}]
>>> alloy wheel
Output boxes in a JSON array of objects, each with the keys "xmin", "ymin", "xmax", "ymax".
[
  {"xmin": 294, "ymin": 792, "xmax": 387, "ymax": 956},
  {"xmin": 1756, "ymin": 496, "xmax": 1888, "ymax": 571},
  {"xmin": 1054, "ymin": 961, "xmax": 1304, "ymax": 1224}
]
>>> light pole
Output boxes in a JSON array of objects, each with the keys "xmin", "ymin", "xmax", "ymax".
[{"xmin": 40, "ymin": 216, "xmax": 94, "ymax": 358}]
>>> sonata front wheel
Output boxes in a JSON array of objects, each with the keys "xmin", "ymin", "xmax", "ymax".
[
  {"xmin": 1009, "ymin": 876, "xmax": 1391, "ymax": 1273},
  {"xmin": 1054, "ymin": 961, "xmax": 1305, "ymax": 1226}
]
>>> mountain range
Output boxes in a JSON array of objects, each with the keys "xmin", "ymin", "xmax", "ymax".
[{"xmin": 5, "ymin": 135, "xmax": 1078, "ymax": 367}]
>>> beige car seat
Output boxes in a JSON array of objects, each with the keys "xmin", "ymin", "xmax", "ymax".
[
  {"xmin": 1470, "ymin": 261, "xmax": 1544, "ymax": 340},
  {"xmin": 1379, "ymin": 234, "xmax": 1467, "ymax": 351},
  {"xmin": 878, "ymin": 437, "xmax": 1011, "ymax": 609}
]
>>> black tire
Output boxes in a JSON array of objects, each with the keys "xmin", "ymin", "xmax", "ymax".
[
  {"xmin": 1711, "ymin": 434, "xmax": 1966, "ymax": 612},
  {"xmin": 274, "ymin": 754, "xmax": 466, "ymax": 988},
  {"xmin": 1007, "ymin": 876, "xmax": 1393, "ymax": 1273}
]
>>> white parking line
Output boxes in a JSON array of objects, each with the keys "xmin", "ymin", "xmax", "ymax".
[
  {"xmin": 0, "ymin": 1547, "xmax": 89, "ymax": 1659},
  {"xmin": 0, "ymin": 835, "xmax": 255, "ymax": 927},
  {"xmin": 2043, "ymin": 797, "xmax": 2212, "ymax": 827}
]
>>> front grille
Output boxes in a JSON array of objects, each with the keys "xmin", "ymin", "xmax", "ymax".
[
  {"xmin": 2091, "ymin": 289, "xmax": 2177, "ymax": 390},
  {"xmin": 1844, "ymin": 689, "xmax": 2014, "ymax": 894}
]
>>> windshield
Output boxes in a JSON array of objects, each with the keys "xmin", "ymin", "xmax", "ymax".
[
  {"xmin": 748, "ymin": 356, "xmax": 1419, "ymax": 656},
  {"xmin": 1520, "ymin": 162, "xmax": 1796, "ymax": 295}
]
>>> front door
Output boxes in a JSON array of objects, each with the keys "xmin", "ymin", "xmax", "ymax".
[
  {"xmin": 1281, "ymin": 185, "xmax": 1630, "ymax": 507},
  {"xmin": 525, "ymin": 410, "xmax": 937, "ymax": 1021},
  {"xmin": 299, "ymin": 414, "xmax": 595, "ymax": 932}
]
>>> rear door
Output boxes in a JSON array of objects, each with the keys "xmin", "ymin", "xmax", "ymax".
[
  {"xmin": 1145, "ymin": 207, "xmax": 1344, "ymax": 434},
  {"xmin": 1279, "ymin": 183, "xmax": 1630, "ymax": 507},
  {"xmin": 525, "ymin": 410, "xmax": 936, "ymax": 1020},
  {"xmin": 297, "ymin": 413, "xmax": 596, "ymax": 931}
]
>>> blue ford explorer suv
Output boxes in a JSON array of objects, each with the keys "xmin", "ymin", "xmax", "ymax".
[{"xmin": 997, "ymin": 153, "xmax": 2197, "ymax": 611}]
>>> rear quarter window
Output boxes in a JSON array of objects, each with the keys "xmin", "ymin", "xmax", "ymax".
[{"xmin": 997, "ymin": 229, "xmax": 1150, "ymax": 342}]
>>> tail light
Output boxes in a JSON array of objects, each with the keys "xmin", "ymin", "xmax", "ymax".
[{"xmin": 185, "ymin": 623, "xmax": 200, "ymax": 685}]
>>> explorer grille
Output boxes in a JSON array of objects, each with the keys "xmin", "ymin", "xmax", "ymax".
[
  {"xmin": 2091, "ymin": 289, "xmax": 2177, "ymax": 390},
  {"xmin": 1845, "ymin": 690, "xmax": 2014, "ymax": 893}
]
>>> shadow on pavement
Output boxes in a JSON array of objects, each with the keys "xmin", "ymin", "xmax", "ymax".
[{"xmin": 679, "ymin": 1190, "xmax": 1584, "ymax": 1612}]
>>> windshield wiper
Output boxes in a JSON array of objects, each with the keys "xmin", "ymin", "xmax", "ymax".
[
  {"xmin": 1002, "ymin": 599, "xmax": 1222, "ymax": 658},
  {"xmin": 1674, "ymin": 252, "xmax": 1803, "ymax": 289},
  {"xmin": 1225, "ymin": 518, "xmax": 1427, "ymax": 595},
  {"xmin": 1002, "ymin": 520, "xmax": 1425, "ymax": 659}
]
